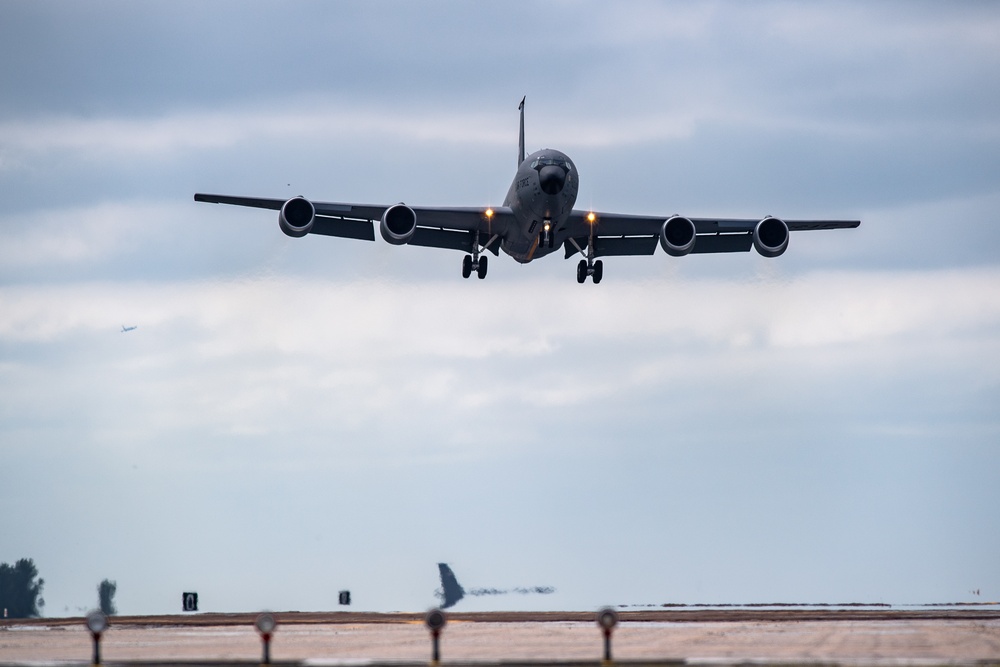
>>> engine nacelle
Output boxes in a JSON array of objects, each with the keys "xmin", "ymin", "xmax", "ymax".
[
  {"xmin": 278, "ymin": 197, "xmax": 316, "ymax": 237},
  {"xmin": 659, "ymin": 215, "xmax": 696, "ymax": 257},
  {"xmin": 380, "ymin": 204, "xmax": 418, "ymax": 245},
  {"xmin": 753, "ymin": 216, "xmax": 789, "ymax": 257}
]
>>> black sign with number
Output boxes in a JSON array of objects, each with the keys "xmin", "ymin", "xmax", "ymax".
[{"xmin": 182, "ymin": 592, "xmax": 198, "ymax": 612}]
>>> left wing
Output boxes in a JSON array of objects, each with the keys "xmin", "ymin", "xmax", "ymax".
[
  {"xmin": 193, "ymin": 194, "xmax": 513, "ymax": 255},
  {"xmin": 560, "ymin": 209, "xmax": 861, "ymax": 258}
]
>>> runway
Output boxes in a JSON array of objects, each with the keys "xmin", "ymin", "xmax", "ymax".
[{"xmin": 2, "ymin": 610, "xmax": 999, "ymax": 666}]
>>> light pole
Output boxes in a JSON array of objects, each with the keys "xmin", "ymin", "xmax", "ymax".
[
  {"xmin": 86, "ymin": 610, "xmax": 108, "ymax": 665},
  {"xmin": 597, "ymin": 607, "xmax": 619, "ymax": 665},
  {"xmin": 255, "ymin": 612, "xmax": 277, "ymax": 665},
  {"xmin": 425, "ymin": 608, "xmax": 447, "ymax": 665}
]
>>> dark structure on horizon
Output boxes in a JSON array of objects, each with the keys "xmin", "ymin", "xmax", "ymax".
[
  {"xmin": 437, "ymin": 564, "xmax": 466, "ymax": 609},
  {"xmin": 435, "ymin": 563, "xmax": 554, "ymax": 609}
]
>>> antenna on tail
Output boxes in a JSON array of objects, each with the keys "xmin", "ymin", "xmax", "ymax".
[{"xmin": 518, "ymin": 96, "xmax": 525, "ymax": 167}]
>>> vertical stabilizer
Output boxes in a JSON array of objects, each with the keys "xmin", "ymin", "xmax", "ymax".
[
  {"xmin": 518, "ymin": 96, "xmax": 525, "ymax": 167},
  {"xmin": 437, "ymin": 563, "xmax": 466, "ymax": 609}
]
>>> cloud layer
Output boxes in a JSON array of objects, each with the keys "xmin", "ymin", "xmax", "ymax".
[{"xmin": 1, "ymin": 1, "xmax": 998, "ymax": 615}]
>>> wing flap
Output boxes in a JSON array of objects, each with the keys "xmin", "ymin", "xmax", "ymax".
[
  {"xmin": 692, "ymin": 233, "xmax": 753, "ymax": 253},
  {"xmin": 563, "ymin": 233, "xmax": 753, "ymax": 258},
  {"xmin": 595, "ymin": 236, "xmax": 659, "ymax": 257},
  {"xmin": 408, "ymin": 228, "xmax": 502, "ymax": 256},
  {"xmin": 311, "ymin": 217, "xmax": 376, "ymax": 241},
  {"xmin": 410, "ymin": 228, "xmax": 474, "ymax": 253}
]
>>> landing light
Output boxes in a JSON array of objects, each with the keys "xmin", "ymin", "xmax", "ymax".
[
  {"xmin": 544, "ymin": 222, "xmax": 551, "ymax": 232},
  {"xmin": 485, "ymin": 208, "xmax": 494, "ymax": 219},
  {"xmin": 587, "ymin": 212, "xmax": 596, "ymax": 223}
]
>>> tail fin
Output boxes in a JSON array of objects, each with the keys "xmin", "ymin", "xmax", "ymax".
[
  {"xmin": 518, "ymin": 96, "xmax": 525, "ymax": 167},
  {"xmin": 437, "ymin": 563, "xmax": 465, "ymax": 609}
]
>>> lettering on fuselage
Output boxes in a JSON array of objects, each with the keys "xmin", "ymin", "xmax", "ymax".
[{"xmin": 517, "ymin": 176, "xmax": 531, "ymax": 190}]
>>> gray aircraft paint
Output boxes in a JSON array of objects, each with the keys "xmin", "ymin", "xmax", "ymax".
[
  {"xmin": 195, "ymin": 99, "xmax": 858, "ymax": 281},
  {"xmin": 436, "ymin": 563, "xmax": 554, "ymax": 610}
]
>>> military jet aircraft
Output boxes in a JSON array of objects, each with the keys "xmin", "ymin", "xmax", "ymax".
[
  {"xmin": 435, "ymin": 563, "xmax": 554, "ymax": 609},
  {"xmin": 195, "ymin": 99, "xmax": 859, "ymax": 283}
]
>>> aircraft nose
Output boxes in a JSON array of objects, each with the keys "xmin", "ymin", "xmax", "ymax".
[{"xmin": 538, "ymin": 165, "xmax": 566, "ymax": 195}]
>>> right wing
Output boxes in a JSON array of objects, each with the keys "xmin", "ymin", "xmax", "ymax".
[
  {"xmin": 193, "ymin": 194, "xmax": 514, "ymax": 255},
  {"xmin": 559, "ymin": 209, "xmax": 861, "ymax": 258}
]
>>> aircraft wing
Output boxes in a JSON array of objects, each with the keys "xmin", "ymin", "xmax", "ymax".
[
  {"xmin": 560, "ymin": 209, "xmax": 861, "ymax": 258},
  {"xmin": 194, "ymin": 194, "xmax": 513, "ymax": 255}
]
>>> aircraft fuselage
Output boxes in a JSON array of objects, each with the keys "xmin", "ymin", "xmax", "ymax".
[
  {"xmin": 502, "ymin": 149, "xmax": 579, "ymax": 263},
  {"xmin": 193, "ymin": 98, "xmax": 860, "ymax": 283}
]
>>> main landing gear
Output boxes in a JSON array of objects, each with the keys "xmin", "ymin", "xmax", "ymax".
[
  {"xmin": 462, "ymin": 229, "xmax": 496, "ymax": 279},
  {"xmin": 576, "ymin": 258, "xmax": 603, "ymax": 284},
  {"xmin": 462, "ymin": 253, "xmax": 488, "ymax": 279},
  {"xmin": 569, "ymin": 234, "xmax": 603, "ymax": 284}
]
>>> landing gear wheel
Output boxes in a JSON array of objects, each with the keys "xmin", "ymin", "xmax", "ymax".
[
  {"xmin": 477, "ymin": 255, "xmax": 488, "ymax": 279},
  {"xmin": 593, "ymin": 259, "xmax": 604, "ymax": 284},
  {"xmin": 577, "ymin": 259, "xmax": 587, "ymax": 284},
  {"xmin": 462, "ymin": 254, "xmax": 473, "ymax": 279}
]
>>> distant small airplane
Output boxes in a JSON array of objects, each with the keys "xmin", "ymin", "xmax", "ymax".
[
  {"xmin": 435, "ymin": 563, "xmax": 554, "ymax": 609},
  {"xmin": 196, "ymin": 98, "xmax": 859, "ymax": 282},
  {"xmin": 121, "ymin": 325, "xmax": 137, "ymax": 333}
]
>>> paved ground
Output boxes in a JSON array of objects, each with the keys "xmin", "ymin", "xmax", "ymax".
[{"xmin": 2, "ymin": 611, "xmax": 999, "ymax": 665}]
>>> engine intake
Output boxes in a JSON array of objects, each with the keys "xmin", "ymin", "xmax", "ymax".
[
  {"xmin": 659, "ymin": 215, "xmax": 696, "ymax": 257},
  {"xmin": 753, "ymin": 217, "xmax": 789, "ymax": 257},
  {"xmin": 380, "ymin": 204, "xmax": 418, "ymax": 245},
  {"xmin": 279, "ymin": 197, "xmax": 316, "ymax": 237}
]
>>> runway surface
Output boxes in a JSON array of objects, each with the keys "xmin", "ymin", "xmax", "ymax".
[{"xmin": 2, "ymin": 610, "xmax": 999, "ymax": 666}]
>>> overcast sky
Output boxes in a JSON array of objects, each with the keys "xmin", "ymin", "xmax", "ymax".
[{"xmin": 2, "ymin": 1, "xmax": 999, "ymax": 617}]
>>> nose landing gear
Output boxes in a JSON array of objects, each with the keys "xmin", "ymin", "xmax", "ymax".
[{"xmin": 541, "ymin": 220, "xmax": 555, "ymax": 249}]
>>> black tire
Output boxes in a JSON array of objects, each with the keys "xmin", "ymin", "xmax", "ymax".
[
  {"xmin": 477, "ymin": 255, "xmax": 488, "ymax": 279},
  {"xmin": 593, "ymin": 259, "xmax": 604, "ymax": 284},
  {"xmin": 577, "ymin": 259, "xmax": 587, "ymax": 283},
  {"xmin": 462, "ymin": 255, "xmax": 472, "ymax": 279}
]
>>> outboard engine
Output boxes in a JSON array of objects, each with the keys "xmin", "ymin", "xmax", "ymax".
[
  {"xmin": 379, "ymin": 204, "xmax": 418, "ymax": 245},
  {"xmin": 659, "ymin": 215, "xmax": 696, "ymax": 257},
  {"xmin": 753, "ymin": 216, "xmax": 789, "ymax": 257},
  {"xmin": 278, "ymin": 197, "xmax": 316, "ymax": 237}
]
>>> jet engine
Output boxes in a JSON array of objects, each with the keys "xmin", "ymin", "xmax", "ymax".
[
  {"xmin": 659, "ymin": 215, "xmax": 696, "ymax": 257},
  {"xmin": 278, "ymin": 197, "xmax": 316, "ymax": 237},
  {"xmin": 753, "ymin": 216, "xmax": 789, "ymax": 257},
  {"xmin": 379, "ymin": 204, "xmax": 418, "ymax": 245}
]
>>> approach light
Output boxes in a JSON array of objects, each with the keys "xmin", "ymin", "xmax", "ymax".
[
  {"xmin": 86, "ymin": 611, "xmax": 108, "ymax": 665},
  {"xmin": 86, "ymin": 611, "xmax": 108, "ymax": 635},
  {"xmin": 597, "ymin": 607, "xmax": 618, "ymax": 631},
  {"xmin": 597, "ymin": 607, "xmax": 619, "ymax": 664},
  {"xmin": 255, "ymin": 612, "xmax": 277, "ymax": 636},
  {"xmin": 255, "ymin": 613, "xmax": 277, "ymax": 665},
  {"xmin": 425, "ymin": 608, "xmax": 447, "ymax": 664}
]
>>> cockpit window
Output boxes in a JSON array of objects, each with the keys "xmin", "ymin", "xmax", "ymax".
[{"xmin": 530, "ymin": 157, "xmax": 569, "ymax": 170}]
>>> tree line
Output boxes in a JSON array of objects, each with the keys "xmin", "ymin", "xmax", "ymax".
[
  {"xmin": 1, "ymin": 558, "xmax": 117, "ymax": 618},
  {"xmin": 0, "ymin": 558, "xmax": 45, "ymax": 618}
]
